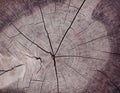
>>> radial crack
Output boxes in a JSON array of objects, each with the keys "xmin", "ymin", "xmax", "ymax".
[
  {"xmin": 53, "ymin": 56, "xmax": 60, "ymax": 93},
  {"xmin": 38, "ymin": 4, "xmax": 54, "ymax": 54},
  {"xmin": 55, "ymin": 0, "xmax": 86, "ymax": 55},
  {"xmin": 72, "ymin": 34, "xmax": 108, "ymax": 49},
  {"xmin": 78, "ymin": 35, "xmax": 107, "ymax": 46},
  {"xmin": 11, "ymin": 23, "xmax": 50, "ymax": 54},
  {"xmin": 0, "ymin": 64, "xmax": 24, "ymax": 76}
]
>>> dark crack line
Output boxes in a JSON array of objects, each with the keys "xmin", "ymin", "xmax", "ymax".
[
  {"xmin": 26, "ymin": 55, "xmax": 42, "ymax": 62},
  {"xmin": 72, "ymin": 34, "xmax": 108, "ymax": 50},
  {"xmin": 11, "ymin": 23, "xmax": 50, "ymax": 54},
  {"xmin": 55, "ymin": 0, "xmax": 86, "ymax": 55},
  {"xmin": 55, "ymin": 55, "xmax": 106, "ymax": 61},
  {"xmin": 0, "ymin": 64, "xmax": 24, "ymax": 76},
  {"xmin": 77, "ymin": 35, "xmax": 107, "ymax": 46},
  {"xmin": 53, "ymin": 57, "xmax": 60, "ymax": 93},
  {"xmin": 38, "ymin": 4, "xmax": 54, "ymax": 54},
  {"xmin": 26, "ymin": 55, "xmax": 43, "ymax": 74},
  {"xmin": 71, "ymin": 27, "xmax": 115, "ymax": 50}
]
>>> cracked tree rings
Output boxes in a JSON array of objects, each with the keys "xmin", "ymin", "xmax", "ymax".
[{"xmin": 0, "ymin": 0, "xmax": 117, "ymax": 93}]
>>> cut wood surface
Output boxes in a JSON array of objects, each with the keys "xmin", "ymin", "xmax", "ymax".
[{"xmin": 0, "ymin": 0, "xmax": 120, "ymax": 93}]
